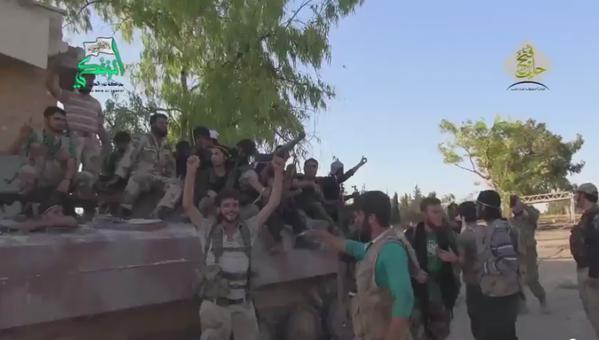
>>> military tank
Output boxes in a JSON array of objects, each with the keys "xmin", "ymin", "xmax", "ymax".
[{"xmin": 0, "ymin": 177, "xmax": 353, "ymax": 340}]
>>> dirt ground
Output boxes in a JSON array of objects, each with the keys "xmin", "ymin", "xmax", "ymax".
[{"xmin": 448, "ymin": 227, "xmax": 596, "ymax": 340}]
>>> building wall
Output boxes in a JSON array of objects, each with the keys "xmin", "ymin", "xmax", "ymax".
[
  {"xmin": 0, "ymin": 0, "xmax": 66, "ymax": 70},
  {"xmin": 0, "ymin": 58, "xmax": 55, "ymax": 148}
]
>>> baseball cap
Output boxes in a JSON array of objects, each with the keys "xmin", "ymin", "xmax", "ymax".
[
  {"xmin": 193, "ymin": 126, "xmax": 210, "ymax": 139},
  {"xmin": 576, "ymin": 183, "xmax": 598, "ymax": 196},
  {"xmin": 209, "ymin": 129, "xmax": 219, "ymax": 140}
]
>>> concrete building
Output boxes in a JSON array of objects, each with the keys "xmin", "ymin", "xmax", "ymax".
[{"xmin": 0, "ymin": 0, "xmax": 73, "ymax": 148}]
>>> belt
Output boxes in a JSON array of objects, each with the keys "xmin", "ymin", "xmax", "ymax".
[{"xmin": 213, "ymin": 297, "xmax": 247, "ymax": 306}]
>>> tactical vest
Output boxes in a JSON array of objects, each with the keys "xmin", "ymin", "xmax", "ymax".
[
  {"xmin": 570, "ymin": 206, "xmax": 599, "ymax": 270},
  {"xmin": 198, "ymin": 221, "xmax": 252, "ymax": 300},
  {"xmin": 353, "ymin": 229, "xmax": 412, "ymax": 340}
]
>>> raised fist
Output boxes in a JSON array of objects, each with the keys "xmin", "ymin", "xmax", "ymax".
[{"xmin": 187, "ymin": 155, "xmax": 200, "ymax": 170}]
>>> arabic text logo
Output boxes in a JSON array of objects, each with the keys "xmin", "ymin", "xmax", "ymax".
[
  {"xmin": 505, "ymin": 43, "xmax": 550, "ymax": 91},
  {"xmin": 74, "ymin": 37, "xmax": 125, "ymax": 92}
]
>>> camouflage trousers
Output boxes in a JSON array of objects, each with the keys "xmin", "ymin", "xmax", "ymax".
[
  {"xmin": 120, "ymin": 172, "xmax": 181, "ymax": 210},
  {"xmin": 17, "ymin": 163, "xmax": 94, "ymax": 196},
  {"xmin": 519, "ymin": 247, "xmax": 546, "ymax": 303},
  {"xmin": 199, "ymin": 300, "xmax": 259, "ymax": 340},
  {"xmin": 577, "ymin": 268, "xmax": 599, "ymax": 337},
  {"xmin": 17, "ymin": 163, "xmax": 95, "ymax": 213}
]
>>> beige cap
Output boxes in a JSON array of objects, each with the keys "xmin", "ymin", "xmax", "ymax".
[{"xmin": 576, "ymin": 183, "xmax": 598, "ymax": 196}]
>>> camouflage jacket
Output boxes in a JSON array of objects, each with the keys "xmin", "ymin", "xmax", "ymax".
[
  {"xmin": 509, "ymin": 205, "xmax": 540, "ymax": 252},
  {"xmin": 115, "ymin": 133, "xmax": 175, "ymax": 178},
  {"xmin": 570, "ymin": 205, "xmax": 599, "ymax": 276}
]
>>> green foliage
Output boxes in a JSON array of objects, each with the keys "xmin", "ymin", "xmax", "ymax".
[
  {"xmin": 45, "ymin": 0, "xmax": 364, "ymax": 146},
  {"xmin": 439, "ymin": 117, "xmax": 584, "ymax": 196},
  {"xmin": 399, "ymin": 186, "xmax": 424, "ymax": 225},
  {"xmin": 547, "ymin": 200, "xmax": 570, "ymax": 215},
  {"xmin": 412, "ymin": 185, "xmax": 423, "ymax": 201},
  {"xmin": 103, "ymin": 93, "xmax": 150, "ymax": 136},
  {"xmin": 390, "ymin": 192, "xmax": 401, "ymax": 226},
  {"xmin": 441, "ymin": 193, "xmax": 456, "ymax": 204}
]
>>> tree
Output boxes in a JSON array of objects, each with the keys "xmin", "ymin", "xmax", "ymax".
[
  {"xmin": 396, "ymin": 186, "xmax": 425, "ymax": 226},
  {"xmin": 390, "ymin": 192, "xmax": 401, "ymax": 226},
  {"xmin": 439, "ymin": 117, "xmax": 584, "ymax": 196},
  {"xmin": 45, "ymin": 0, "xmax": 365, "ymax": 145},
  {"xmin": 547, "ymin": 200, "xmax": 570, "ymax": 215},
  {"xmin": 413, "ymin": 186, "xmax": 423, "ymax": 202},
  {"xmin": 441, "ymin": 193, "xmax": 456, "ymax": 205},
  {"xmin": 103, "ymin": 93, "xmax": 150, "ymax": 137},
  {"xmin": 399, "ymin": 193, "xmax": 411, "ymax": 210}
]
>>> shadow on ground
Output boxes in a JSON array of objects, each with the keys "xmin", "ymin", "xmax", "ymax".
[{"xmin": 448, "ymin": 259, "xmax": 594, "ymax": 340}]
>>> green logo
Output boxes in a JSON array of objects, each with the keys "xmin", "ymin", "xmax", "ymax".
[
  {"xmin": 506, "ymin": 43, "xmax": 549, "ymax": 91},
  {"xmin": 74, "ymin": 37, "xmax": 125, "ymax": 91}
]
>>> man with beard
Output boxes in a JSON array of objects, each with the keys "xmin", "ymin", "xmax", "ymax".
[
  {"xmin": 509, "ymin": 195, "xmax": 548, "ymax": 313},
  {"xmin": 193, "ymin": 126, "xmax": 215, "ymax": 170},
  {"xmin": 46, "ymin": 70, "xmax": 107, "ymax": 189},
  {"xmin": 476, "ymin": 190, "xmax": 520, "ymax": 340},
  {"xmin": 113, "ymin": 114, "xmax": 180, "ymax": 218},
  {"xmin": 293, "ymin": 158, "xmax": 337, "ymax": 231},
  {"xmin": 305, "ymin": 191, "xmax": 414, "ymax": 340},
  {"xmin": 2, "ymin": 107, "xmax": 78, "ymax": 213},
  {"xmin": 182, "ymin": 154, "xmax": 285, "ymax": 340},
  {"xmin": 569, "ymin": 183, "xmax": 599, "ymax": 337},
  {"xmin": 406, "ymin": 197, "xmax": 460, "ymax": 340}
]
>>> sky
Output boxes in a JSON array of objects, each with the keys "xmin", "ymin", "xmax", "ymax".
[{"xmin": 63, "ymin": 0, "xmax": 599, "ymax": 201}]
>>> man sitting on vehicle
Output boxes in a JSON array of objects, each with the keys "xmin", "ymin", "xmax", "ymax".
[
  {"xmin": 195, "ymin": 145, "xmax": 234, "ymax": 215},
  {"xmin": 112, "ymin": 114, "xmax": 180, "ymax": 219},
  {"xmin": 2, "ymin": 106, "xmax": 88, "ymax": 214},
  {"xmin": 293, "ymin": 158, "xmax": 337, "ymax": 232}
]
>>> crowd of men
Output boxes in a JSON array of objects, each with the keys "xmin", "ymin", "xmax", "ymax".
[
  {"xmin": 2, "ymin": 73, "xmax": 599, "ymax": 340},
  {"xmin": 2, "ymin": 73, "xmax": 367, "ymax": 246}
]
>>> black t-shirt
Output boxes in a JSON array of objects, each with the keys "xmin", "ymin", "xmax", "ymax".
[
  {"xmin": 194, "ymin": 168, "xmax": 228, "ymax": 204},
  {"xmin": 320, "ymin": 176, "xmax": 341, "ymax": 201},
  {"xmin": 195, "ymin": 147, "xmax": 212, "ymax": 170},
  {"xmin": 320, "ymin": 170, "xmax": 356, "ymax": 201}
]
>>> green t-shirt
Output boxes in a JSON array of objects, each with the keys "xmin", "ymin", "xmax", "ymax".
[
  {"xmin": 345, "ymin": 239, "xmax": 414, "ymax": 317},
  {"xmin": 426, "ymin": 232, "xmax": 442, "ymax": 274}
]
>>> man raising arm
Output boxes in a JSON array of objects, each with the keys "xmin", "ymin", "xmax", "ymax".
[
  {"xmin": 307, "ymin": 191, "xmax": 414, "ymax": 340},
  {"xmin": 182, "ymin": 154, "xmax": 285, "ymax": 340}
]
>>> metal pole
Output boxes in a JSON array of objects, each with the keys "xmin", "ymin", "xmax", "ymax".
[{"xmin": 570, "ymin": 194, "xmax": 576, "ymax": 224}]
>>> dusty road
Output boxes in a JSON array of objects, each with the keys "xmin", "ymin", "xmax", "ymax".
[{"xmin": 448, "ymin": 227, "xmax": 596, "ymax": 340}]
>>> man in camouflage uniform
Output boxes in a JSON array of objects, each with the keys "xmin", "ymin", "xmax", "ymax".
[
  {"xmin": 509, "ymin": 195, "xmax": 547, "ymax": 312},
  {"xmin": 113, "ymin": 113, "xmax": 180, "ymax": 218},
  {"xmin": 2, "ymin": 106, "xmax": 93, "ymax": 213},
  {"xmin": 570, "ymin": 183, "xmax": 599, "ymax": 337}
]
